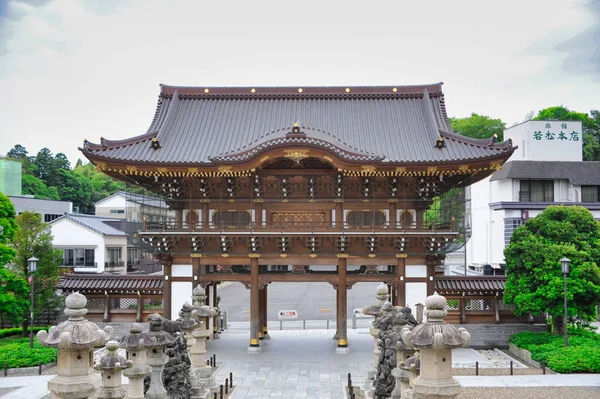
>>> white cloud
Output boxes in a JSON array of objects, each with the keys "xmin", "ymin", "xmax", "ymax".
[{"xmin": 0, "ymin": 0, "xmax": 598, "ymax": 163}]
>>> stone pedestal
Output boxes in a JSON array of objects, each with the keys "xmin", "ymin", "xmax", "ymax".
[
  {"xmin": 95, "ymin": 341, "xmax": 131, "ymax": 399},
  {"xmin": 37, "ymin": 292, "xmax": 113, "ymax": 399},
  {"xmin": 146, "ymin": 313, "xmax": 175, "ymax": 399},
  {"xmin": 191, "ymin": 284, "xmax": 219, "ymax": 397},
  {"xmin": 120, "ymin": 323, "xmax": 154, "ymax": 399}
]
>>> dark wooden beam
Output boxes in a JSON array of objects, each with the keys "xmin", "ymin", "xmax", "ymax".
[
  {"xmin": 250, "ymin": 257, "xmax": 260, "ymax": 349},
  {"xmin": 336, "ymin": 256, "xmax": 348, "ymax": 348}
]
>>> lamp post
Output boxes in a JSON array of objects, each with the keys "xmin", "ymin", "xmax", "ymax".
[
  {"xmin": 560, "ymin": 257, "xmax": 571, "ymax": 347},
  {"xmin": 28, "ymin": 256, "xmax": 38, "ymax": 349}
]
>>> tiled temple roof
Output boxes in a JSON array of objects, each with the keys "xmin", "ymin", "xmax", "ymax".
[
  {"xmin": 58, "ymin": 274, "xmax": 163, "ymax": 295},
  {"xmin": 81, "ymin": 84, "xmax": 514, "ymax": 165}
]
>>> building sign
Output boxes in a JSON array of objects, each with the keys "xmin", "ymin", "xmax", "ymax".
[
  {"xmin": 277, "ymin": 309, "xmax": 298, "ymax": 320},
  {"xmin": 532, "ymin": 122, "xmax": 579, "ymax": 142}
]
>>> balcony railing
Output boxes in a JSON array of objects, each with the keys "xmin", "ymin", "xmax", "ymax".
[
  {"xmin": 105, "ymin": 261, "xmax": 125, "ymax": 268},
  {"xmin": 141, "ymin": 220, "xmax": 460, "ymax": 234},
  {"xmin": 60, "ymin": 262, "xmax": 97, "ymax": 268}
]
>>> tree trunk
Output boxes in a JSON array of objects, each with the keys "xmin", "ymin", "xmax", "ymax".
[{"xmin": 552, "ymin": 317, "xmax": 564, "ymax": 336}]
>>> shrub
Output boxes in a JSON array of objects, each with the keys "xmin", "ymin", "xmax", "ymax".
[
  {"xmin": 0, "ymin": 326, "xmax": 50, "ymax": 339},
  {"xmin": 0, "ymin": 338, "xmax": 57, "ymax": 368},
  {"xmin": 510, "ymin": 330, "xmax": 600, "ymax": 373}
]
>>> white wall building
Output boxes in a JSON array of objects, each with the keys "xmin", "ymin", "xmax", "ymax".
[
  {"xmin": 466, "ymin": 120, "xmax": 600, "ymax": 269},
  {"xmin": 50, "ymin": 214, "xmax": 128, "ymax": 274},
  {"xmin": 94, "ymin": 191, "xmax": 174, "ymax": 223}
]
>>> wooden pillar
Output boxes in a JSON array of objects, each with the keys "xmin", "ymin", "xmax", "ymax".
[
  {"xmin": 204, "ymin": 284, "xmax": 211, "ymax": 332},
  {"xmin": 136, "ymin": 297, "xmax": 143, "ymax": 323},
  {"xmin": 175, "ymin": 210, "xmax": 183, "ymax": 228},
  {"xmin": 201, "ymin": 200, "xmax": 209, "ymax": 228},
  {"xmin": 249, "ymin": 257, "xmax": 261, "ymax": 350},
  {"xmin": 258, "ymin": 285, "xmax": 265, "ymax": 339},
  {"xmin": 336, "ymin": 256, "xmax": 348, "ymax": 349},
  {"xmin": 103, "ymin": 295, "xmax": 111, "ymax": 322},
  {"xmin": 396, "ymin": 254, "xmax": 406, "ymax": 306},
  {"xmin": 213, "ymin": 282, "xmax": 219, "ymax": 337},
  {"xmin": 163, "ymin": 261, "xmax": 172, "ymax": 320},
  {"xmin": 254, "ymin": 200, "xmax": 263, "ymax": 227},
  {"xmin": 389, "ymin": 200, "xmax": 397, "ymax": 227},
  {"xmin": 263, "ymin": 284, "xmax": 269, "ymax": 338},
  {"xmin": 334, "ymin": 200, "xmax": 343, "ymax": 227}
]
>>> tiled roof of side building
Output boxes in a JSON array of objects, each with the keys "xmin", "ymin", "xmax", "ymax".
[
  {"xmin": 434, "ymin": 276, "xmax": 506, "ymax": 295},
  {"xmin": 50, "ymin": 214, "xmax": 128, "ymax": 236},
  {"xmin": 58, "ymin": 274, "xmax": 163, "ymax": 295},
  {"xmin": 81, "ymin": 84, "xmax": 514, "ymax": 165},
  {"xmin": 490, "ymin": 160, "xmax": 600, "ymax": 185}
]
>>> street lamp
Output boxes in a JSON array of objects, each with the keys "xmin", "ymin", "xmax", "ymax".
[
  {"xmin": 560, "ymin": 257, "xmax": 571, "ymax": 347},
  {"xmin": 28, "ymin": 256, "xmax": 38, "ymax": 349}
]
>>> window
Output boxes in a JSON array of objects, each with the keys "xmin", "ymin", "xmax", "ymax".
[
  {"xmin": 582, "ymin": 186, "xmax": 600, "ymax": 202},
  {"xmin": 213, "ymin": 211, "xmax": 251, "ymax": 227},
  {"xmin": 44, "ymin": 214, "xmax": 61, "ymax": 222},
  {"xmin": 519, "ymin": 180, "xmax": 553, "ymax": 202},
  {"xmin": 61, "ymin": 248, "xmax": 95, "ymax": 267},
  {"xmin": 346, "ymin": 211, "xmax": 386, "ymax": 227},
  {"xmin": 110, "ymin": 209, "xmax": 125, "ymax": 214},
  {"xmin": 106, "ymin": 248, "xmax": 123, "ymax": 267},
  {"xmin": 504, "ymin": 218, "xmax": 523, "ymax": 246}
]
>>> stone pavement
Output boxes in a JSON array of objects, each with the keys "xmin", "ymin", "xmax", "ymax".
[{"xmin": 2, "ymin": 327, "xmax": 600, "ymax": 399}]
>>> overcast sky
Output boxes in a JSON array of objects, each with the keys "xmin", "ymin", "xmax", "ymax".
[{"xmin": 0, "ymin": 0, "xmax": 598, "ymax": 164}]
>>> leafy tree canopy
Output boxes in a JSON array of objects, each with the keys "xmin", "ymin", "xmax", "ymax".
[
  {"xmin": 11, "ymin": 212, "xmax": 62, "ymax": 322},
  {"xmin": 0, "ymin": 193, "xmax": 18, "ymax": 266},
  {"xmin": 533, "ymin": 106, "xmax": 600, "ymax": 161},
  {"xmin": 21, "ymin": 175, "xmax": 60, "ymax": 201},
  {"xmin": 504, "ymin": 206, "xmax": 600, "ymax": 334},
  {"xmin": 449, "ymin": 113, "xmax": 506, "ymax": 141},
  {"xmin": 0, "ymin": 267, "xmax": 29, "ymax": 326}
]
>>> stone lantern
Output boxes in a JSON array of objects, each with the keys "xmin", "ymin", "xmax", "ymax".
[
  {"xmin": 146, "ymin": 313, "xmax": 175, "ymax": 399},
  {"xmin": 37, "ymin": 292, "xmax": 113, "ymax": 399},
  {"xmin": 362, "ymin": 283, "xmax": 390, "ymax": 384},
  {"xmin": 191, "ymin": 285, "xmax": 218, "ymax": 397},
  {"xmin": 94, "ymin": 340, "xmax": 132, "ymax": 399},
  {"xmin": 119, "ymin": 323, "xmax": 155, "ymax": 399},
  {"xmin": 177, "ymin": 302, "xmax": 199, "ymax": 353},
  {"xmin": 400, "ymin": 292, "xmax": 471, "ymax": 399},
  {"xmin": 391, "ymin": 351, "xmax": 420, "ymax": 399}
]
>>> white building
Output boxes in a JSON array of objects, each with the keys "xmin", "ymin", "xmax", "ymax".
[
  {"xmin": 466, "ymin": 120, "xmax": 600, "ymax": 269},
  {"xmin": 9, "ymin": 195, "xmax": 73, "ymax": 223},
  {"xmin": 94, "ymin": 191, "xmax": 174, "ymax": 223},
  {"xmin": 50, "ymin": 214, "xmax": 129, "ymax": 274}
]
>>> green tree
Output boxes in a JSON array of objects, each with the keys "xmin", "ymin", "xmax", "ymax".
[
  {"xmin": 58, "ymin": 170, "xmax": 93, "ymax": 213},
  {"xmin": 504, "ymin": 206, "xmax": 600, "ymax": 335},
  {"xmin": 21, "ymin": 175, "xmax": 60, "ymax": 200},
  {"xmin": 6, "ymin": 144, "xmax": 28, "ymax": 160},
  {"xmin": 0, "ymin": 267, "xmax": 29, "ymax": 326},
  {"xmin": 534, "ymin": 106, "xmax": 600, "ymax": 161},
  {"xmin": 11, "ymin": 212, "xmax": 62, "ymax": 327},
  {"xmin": 0, "ymin": 193, "xmax": 18, "ymax": 266},
  {"xmin": 449, "ymin": 113, "xmax": 506, "ymax": 141}
]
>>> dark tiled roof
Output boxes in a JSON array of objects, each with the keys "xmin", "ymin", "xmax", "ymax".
[
  {"xmin": 81, "ymin": 84, "xmax": 514, "ymax": 165},
  {"xmin": 434, "ymin": 276, "xmax": 506, "ymax": 295},
  {"xmin": 490, "ymin": 160, "xmax": 600, "ymax": 185},
  {"xmin": 50, "ymin": 214, "xmax": 127, "ymax": 236},
  {"xmin": 58, "ymin": 274, "xmax": 163, "ymax": 295}
]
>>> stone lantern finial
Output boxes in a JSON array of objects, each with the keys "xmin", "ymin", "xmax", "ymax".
[
  {"xmin": 94, "ymin": 340, "xmax": 131, "ymax": 399},
  {"xmin": 37, "ymin": 292, "xmax": 113, "ymax": 399}
]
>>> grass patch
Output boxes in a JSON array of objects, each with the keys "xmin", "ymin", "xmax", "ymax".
[
  {"xmin": 509, "ymin": 328, "xmax": 600, "ymax": 373},
  {"xmin": 0, "ymin": 337, "xmax": 57, "ymax": 368}
]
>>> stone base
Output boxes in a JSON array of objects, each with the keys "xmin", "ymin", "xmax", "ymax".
[
  {"xmin": 412, "ymin": 376, "xmax": 461, "ymax": 399},
  {"xmin": 335, "ymin": 346, "xmax": 351, "ymax": 355},
  {"xmin": 247, "ymin": 346, "xmax": 262, "ymax": 353},
  {"xmin": 47, "ymin": 374, "xmax": 100, "ymax": 399},
  {"xmin": 263, "ymin": 333, "xmax": 271, "ymax": 340}
]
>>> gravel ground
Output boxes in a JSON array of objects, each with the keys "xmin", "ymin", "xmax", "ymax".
[{"xmin": 457, "ymin": 387, "xmax": 600, "ymax": 399}]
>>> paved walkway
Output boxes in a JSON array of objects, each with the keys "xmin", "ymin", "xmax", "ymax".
[{"xmin": 1, "ymin": 328, "xmax": 600, "ymax": 399}]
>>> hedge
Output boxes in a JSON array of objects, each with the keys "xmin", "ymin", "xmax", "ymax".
[
  {"xmin": 509, "ymin": 328, "xmax": 600, "ymax": 373},
  {"xmin": 0, "ymin": 338, "xmax": 57, "ymax": 368},
  {"xmin": 0, "ymin": 326, "xmax": 50, "ymax": 339}
]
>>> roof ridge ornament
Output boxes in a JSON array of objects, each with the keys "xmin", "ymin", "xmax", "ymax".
[{"xmin": 287, "ymin": 122, "xmax": 305, "ymax": 136}]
